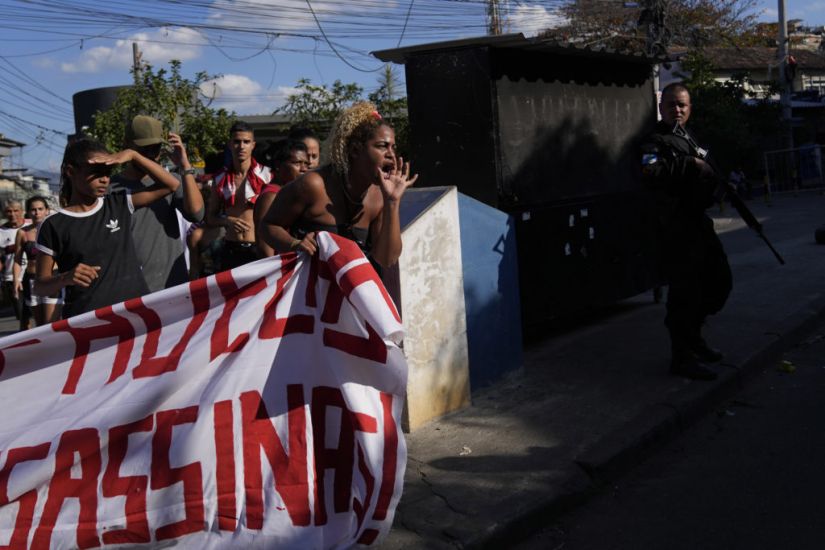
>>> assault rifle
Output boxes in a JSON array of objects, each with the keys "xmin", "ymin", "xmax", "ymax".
[{"xmin": 672, "ymin": 124, "xmax": 786, "ymax": 266}]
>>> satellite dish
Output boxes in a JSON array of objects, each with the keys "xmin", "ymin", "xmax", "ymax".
[{"xmin": 200, "ymin": 80, "xmax": 223, "ymax": 106}]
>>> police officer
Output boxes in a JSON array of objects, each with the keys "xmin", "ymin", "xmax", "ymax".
[{"xmin": 642, "ymin": 82, "xmax": 732, "ymax": 380}]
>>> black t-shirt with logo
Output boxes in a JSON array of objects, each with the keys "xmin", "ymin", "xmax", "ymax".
[{"xmin": 36, "ymin": 191, "xmax": 149, "ymax": 319}]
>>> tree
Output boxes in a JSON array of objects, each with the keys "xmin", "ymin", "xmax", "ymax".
[
  {"xmin": 89, "ymin": 60, "xmax": 234, "ymax": 164},
  {"xmin": 368, "ymin": 64, "xmax": 410, "ymax": 155},
  {"xmin": 277, "ymin": 79, "xmax": 363, "ymax": 136},
  {"xmin": 543, "ymin": 0, "xmax": 761, "ymax": 52},
  {"xmin": 279, "ymin": 69, "xmax": 412, "ymax": 155}
]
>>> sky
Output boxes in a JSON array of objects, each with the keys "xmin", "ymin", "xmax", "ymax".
[{"xmin": 0, "ymin": 0, "xmax": 819, "ymax": 176}]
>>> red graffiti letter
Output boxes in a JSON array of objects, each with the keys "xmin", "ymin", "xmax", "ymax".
[
  {"xmin": 151, "ymin": 406, "xmax": 204, "ymax": 541},
  {"xmin": 211, "ymin": 271, "xmax": 268, "ymax": 359},
  {"xmin": 213, "ymin": 400, "xmax": 237, "ymax": 531},
  {"xmin": 54, "ymin": 307, "xmax": 135, "ymax": 394},
  {"xmin": 258, "ymin": 257, "xmax": 314, "ymax": 339},
  {"xmin": 32, "ymin": 428, "xmax": 102, "ymax": 549},
  {"xmin": 101, "ymin": 414, "xmax": 153, "ymax": 544},
  {"xmin": 325, "ymin": 234, "xmax": 399, "ymax": 322},
  {"xmin": 0, "ymin": 442, "xmax": 51, "ymax": 548},
  {"xmin": 131, "ymin": 279, "xmax": 210, "ymax": 379},
  {"xmin": 240, "ymin": 387, "xmax": 310, "ymax": 528},
  {"xmin": 311, "ymin": 386, "xmax": 377, "ymax": 526}
]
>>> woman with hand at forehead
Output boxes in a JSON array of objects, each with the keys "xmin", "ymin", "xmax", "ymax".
[
  {"xmin": 34, "ymin": 138, "xmax": 180, "ymax": 319},
  {"xmin": 260, "ymin": 101, "xmax": 417, "ymax": 268}
]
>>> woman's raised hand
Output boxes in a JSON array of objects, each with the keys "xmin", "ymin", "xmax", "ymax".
[{"xmin": 377, "ymin": 155, "xmax": 418, "ymax": 204}]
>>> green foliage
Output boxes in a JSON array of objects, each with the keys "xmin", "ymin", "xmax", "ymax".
[
  {"xmin": 279, "ymin": 69, "xmax": 412, "ymax": 157},
  {"xmin": 678, "ymin": 51, "xmax": 781, "ymax": 171},
  {"xmin": 277, "ymin": 79, "xmax": 364, "ymax": 136},
  {"xmin": 89, "ymin": 60, "xmax": 234, "ymax": 163}
]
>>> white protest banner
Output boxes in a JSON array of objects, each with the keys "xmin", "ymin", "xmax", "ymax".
[{"xmin": 0, "ymin": 232, "xmax": 407, "ymax": 549}]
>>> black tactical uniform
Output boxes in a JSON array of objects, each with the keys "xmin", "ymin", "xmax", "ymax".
[{"xmin": 642, "ymin": 120, "xmax": 732, "ymax": 379}]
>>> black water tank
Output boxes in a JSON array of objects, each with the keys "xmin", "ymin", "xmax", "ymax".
[{"xmin": 72, "ymin": 86, "xmax": 131, "ymax": 134}]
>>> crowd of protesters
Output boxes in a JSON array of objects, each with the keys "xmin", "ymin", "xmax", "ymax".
[{"xmin": 0, "ymin": 100, "xmax": 417, "ymax": 329}]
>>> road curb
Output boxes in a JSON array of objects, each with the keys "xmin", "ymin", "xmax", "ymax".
[{"xmin": 457, "ymin": 297, "xmax": 825, "ymax": 549}]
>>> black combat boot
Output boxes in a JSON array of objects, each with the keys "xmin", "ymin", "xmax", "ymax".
[
  {"xmin": 691, "ymin": 323, "xmax": 724, "ymax": 363},
  {"xmin": 670, "ymin": 348, "xmax": 718, "ymax": 381},
  {"xmin": 691, "ymin": 338, "xmax": 724, "ymax": 363}
]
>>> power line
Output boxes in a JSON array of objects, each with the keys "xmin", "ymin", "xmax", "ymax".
[
  {"xmin": 0, "ymin": 109, "xmax": 69, "ymax": 136},
  {"xmin": 304, "ymin": 0, "xmax": 383, "ymax": 72},
  {"xmin": 398, "ymin": 0, "xmax": 416, "ymax": 47}
]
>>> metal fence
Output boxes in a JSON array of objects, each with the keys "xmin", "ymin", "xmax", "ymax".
[{"xmin": 763, "ymin": 144, "xmax": 825, "ymax": 195}]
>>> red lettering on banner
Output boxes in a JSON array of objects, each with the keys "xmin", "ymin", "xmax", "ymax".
[
  {"xmin": 240, "ymin": 387, "xmax": 310, "ymax": 529},
  {"xmin": 357, "ymin": 528, "xmax": 381, "ymax": 545},
  {"xmin": 151, "ymin": 407, "xmax": 204, "ymax": 541},
  {"xmin": 55, "ymin": 307, "xmax": 135, "ymax": 394},
  {"xmin": 319, "ymin": 263, "xmax": 345, "ymax": 324},
  {"xmin": 213, "ymin": 400, "xmax": 237, "ymax": 531},
  {"xmin": 0, "ymin": 442, "xmax": 51, "ymax": 548},
  {"xmin": 258, "ymin": 256, "xmax": 314, "ymax": 339},
  {"xmin": 32, "ymin": 428, "xmax": 101, "ymax": 550},
  {"xmin": 131, "ymin": 278, "xmax": 210, "ymax": 379},
  {"xmin": 0, "ymin": 338, "xmax": 40, "ymax": 377},
  {"xmin": 210, "ymin": 271, "xmax": 268, "ymax": 360},
  {"xmin": 373, "ymin": 392, "xmax": 398, "ymax": 521},
  {"xmin": 339, "ymin": 263, "xmax": 400, "ymax": 323},
  {"xmin": 305, "ymin": 252, "xmax": 318, "ymax": 307},
  {"xmin": 324, "ymin": 235, "xmax": 400, "ymax": 322},
  {"xmin": 311, "ymin": 386, "xmax": 378, "ymax": 526},
  {"xmin": 356, "ymin": 393, "xmax": 400, "ymax": 546},
  {"xmin": 323, "ymin": 322, "xmax": 387, "ymax": 363},
  {"xmin": 352, "ymin": 442, "xmax": 375, "ymax": 533},
  {"xmin": 308, "ymin": 251, "xmax": 389, "ymax": 364},
  {"xmin": 300, "ymin": 236, "xmax": 396, "ymax": 364},
  {"xmin": 101, "ymin": 414, "xmax": 153, "ymax": 545}
]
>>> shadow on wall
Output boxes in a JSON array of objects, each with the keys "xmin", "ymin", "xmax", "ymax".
[
  {"xmin": 457, "ymin": 194, "xmax": 523, "ymax": 393},
  {"xmin": 504, "ymin": 113, "xmax": 660, "ymax": 331}
]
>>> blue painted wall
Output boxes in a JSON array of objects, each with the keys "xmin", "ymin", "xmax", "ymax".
[{"xmin": 458, "ymin": 193, "xmax": 523, "ymax": 391}]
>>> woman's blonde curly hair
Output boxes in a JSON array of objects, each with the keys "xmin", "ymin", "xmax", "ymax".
[{"xmin": 328, "ymin": 101, "xmax": 389, "ymax": 178}]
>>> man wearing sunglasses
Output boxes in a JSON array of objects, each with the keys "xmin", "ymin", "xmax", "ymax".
[{"xmin": 109, "ymin": 115, "xmax": 205, "ymax": 292}]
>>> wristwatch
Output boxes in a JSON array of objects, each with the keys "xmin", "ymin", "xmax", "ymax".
[{"xmin": 180, "ymin": 168, "xmax": 196, "ymax": 176}]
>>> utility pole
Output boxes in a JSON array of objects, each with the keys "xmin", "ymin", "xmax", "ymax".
[
  {"xmin": 778, "ymin": 0, "xmax": 794, "ymax": 150},
  {"xmin": 132, "ymin": 42, "xmax": 142, "ymax": 80},
  {"xmin": 487, "ymin": 0, "xmax": 503, "ymax": 36}
]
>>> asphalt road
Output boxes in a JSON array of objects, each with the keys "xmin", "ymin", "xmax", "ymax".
[{"xmin": 517, "ymin": 318, "xmax": 825, "ymax": 550}]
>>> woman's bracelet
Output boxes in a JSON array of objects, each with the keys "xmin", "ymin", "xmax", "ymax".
[{"xmin": 290, "ymin": 238, "xmax": 301, "ymax": 250}]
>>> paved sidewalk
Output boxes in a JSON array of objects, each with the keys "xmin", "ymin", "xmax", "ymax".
[{"xmin": 385, "ymin": 192, "xmax": 825, "ymax": 549}]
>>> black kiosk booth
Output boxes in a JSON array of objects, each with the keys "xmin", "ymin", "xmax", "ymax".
[{"xmin": 374, "ymin": 34, "xmax": 662, "ymax": 331}]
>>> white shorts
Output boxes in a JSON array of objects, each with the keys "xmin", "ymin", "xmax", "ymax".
[{"xmin": 24, "ymin": 276, "xmax": 63, "ymax": 307}]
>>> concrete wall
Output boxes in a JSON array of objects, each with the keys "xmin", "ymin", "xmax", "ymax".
[{"xmin": 396, "ymin": 187, "xmax": 470, "ymax": 431}]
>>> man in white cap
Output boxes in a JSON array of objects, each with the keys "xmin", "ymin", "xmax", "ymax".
[{"xmin": 109, "ymin": 115, "xmax": 205, "ymax": 292}]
